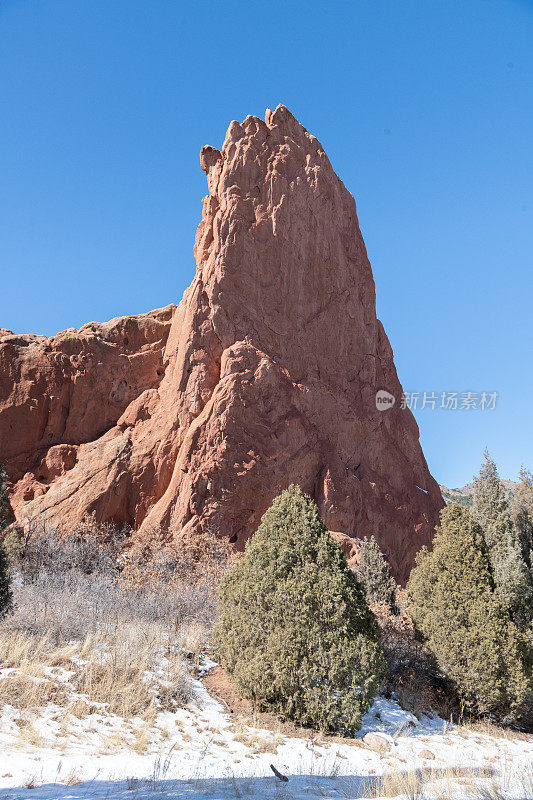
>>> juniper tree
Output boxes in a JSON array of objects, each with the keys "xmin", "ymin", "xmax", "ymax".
[
  {"xmin": 0, "ymin": 464, "xmax": 13, "ymax": 618},
  {"xmin": 212, "ymin": 485, "xmax": 385, "ymax": 735},
  {"xmin": 472, "ymin": 451, "xmax": 533, "ymax": 630},
  {"xmin": 472, "ymin": 450, "xmax": 510, "ymax": 533},
  {"xmin": 512, "ymin": 467, "xmax": 533, "ymax": 574},
  {"xmin": 353, "ymin": 535, "xmax": 398, "ymax": 613},
  {"xmin": 408, "ymin": 504, "xmax": 531, "ymax": 724}
]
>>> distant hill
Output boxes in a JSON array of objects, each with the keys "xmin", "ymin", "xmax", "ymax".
[{"xmin": 439, "ymin": 479, "xmax": 518, "ymax": 508}]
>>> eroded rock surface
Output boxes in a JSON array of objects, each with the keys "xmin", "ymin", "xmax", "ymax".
[
  {"xmin": 0, "ymin": 306, "xmax": 175, "ymax": 513},
  {"xmin": 0, "ymin": 106, "xmax": 443, "ymax": 581}
]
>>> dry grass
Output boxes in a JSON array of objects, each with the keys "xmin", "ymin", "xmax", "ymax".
[
  {"xmin": 358, "ymin": 763, "xmax": 533, "ymax": 800},
  {"xmin": 0, "ymin": 621, "xmax": 197, "ymax": 722},
  {"xmin": 0, "ymin": 517, "xmax": 230, "ymax": 729},
  {"xmin": 0, "ymin": 669, "xmax": 69, "ymax": 709},
  {"xmin": 15, "ymin": 720, "xmax": 45, "ymax": 750},
  {"xmin": 62, "ymin": 769, "xmax": 82, "ymax": 786},
  {"xmin": 461, "ymin": 717, "xmax": 533, "ymax": 742},
  {"xmin": 363, "ymin": 768, "xmax": 426, "ymax": 798},
  {"xmin": 131, "ymin": 723, "xmax": 154, "ymax": 754},
  {"xmin": 231, "ymin": 722, "xmax": 284, "ymax": 754},
  {"xmin": 515, "ymin": 761, "xmax": 533, "ymax": 800}
]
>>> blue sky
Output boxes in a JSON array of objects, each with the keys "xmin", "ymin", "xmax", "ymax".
[{"xmin": 1, "ymin": 0, "xmax": 532, "ymax": 488}]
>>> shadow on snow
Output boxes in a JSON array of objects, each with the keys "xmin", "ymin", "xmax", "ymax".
[{"xmin": 0, "ymin": 766, "xmax": 503, "ymax": 800}]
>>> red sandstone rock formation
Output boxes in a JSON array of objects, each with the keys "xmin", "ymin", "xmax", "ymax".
[
  {"xmin": 0, "ymin": 106, "xmax": 443, "ymax": 581},
  {"xmin": 0, "ymin": 307, "xmax": 175, "ymax": 513}
]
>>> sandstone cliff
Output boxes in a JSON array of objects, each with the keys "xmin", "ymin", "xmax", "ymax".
[{"xmin": 0, "ymin": 106, "xmax": 443, "ymax": 581}]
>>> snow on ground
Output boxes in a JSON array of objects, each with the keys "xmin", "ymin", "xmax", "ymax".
[{"xmin": 0, "ymin": 662, "xmax": 531, "ymax": 799}]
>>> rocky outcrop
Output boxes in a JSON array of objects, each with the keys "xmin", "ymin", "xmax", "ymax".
[
  {"xmin": 0, "ymin": 106, "xmax": 443, "ymax": 581},
  {"xmin": 363, "ymin": 733, "xmax": 392, "ymax": 754},
  {"xmin": 0, "ymin": 307, "xmax": 175, "ymax": 512}
]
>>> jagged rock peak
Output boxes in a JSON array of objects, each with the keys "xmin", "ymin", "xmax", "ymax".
[{"xmin": 0, "ymin": 108, "xmax": 443, "ymax": 582}]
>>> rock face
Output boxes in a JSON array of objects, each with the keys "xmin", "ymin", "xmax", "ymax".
[
  {"xmin": 0, "ymin": 308, "xmax": 175, "ymax": 514},
  {"xmin": 0, "ymin": 106, "xmax": 443, "ymax": 582}
]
